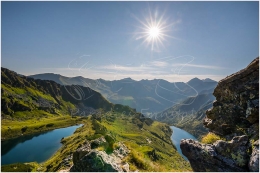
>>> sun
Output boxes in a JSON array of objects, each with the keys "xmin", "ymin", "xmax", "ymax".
[
  {"xmin": 133, "ymin": 9, "xmax": 173, "ymax": 51},
  {"xmin": 148, "ymin": 26, "xmax": 161, "ymax": 39}
]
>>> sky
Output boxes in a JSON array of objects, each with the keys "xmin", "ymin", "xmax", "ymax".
[{"xmin": 1, "ymin": 1, "xmax": 259, "ymax": 82}]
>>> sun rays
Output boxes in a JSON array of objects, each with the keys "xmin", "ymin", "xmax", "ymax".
[{"xmin": 133, "ymin": 8, "xmax": 175, "ymax": 51}]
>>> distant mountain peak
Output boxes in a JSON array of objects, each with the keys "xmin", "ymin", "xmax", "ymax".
[
  {"xmin": 202, "ymin": 78, "xmax": 217, "ymax": 83},
  {"xmin": 74, "ymin": 76, "xmax": 85, "ymax": 79},
  {"xmin": 187, "ymin": 77, "xmax": 202, "ymax": 84},
  {"xmin": 187, "ymin": 77, "xmax": 217, "ymax": 85},
  {"xmin": 123, "ymin": 77, "xmax": 133, "ymax": 80},
  {"xmin": 120, "ymin": 77, "xmax": 135, "ymax": 82}
]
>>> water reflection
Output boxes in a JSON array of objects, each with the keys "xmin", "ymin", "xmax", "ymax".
[
  {"xmin": 2, "ymin": 131, "xmax": 49, "ymax": 155},
  {"xmin": 1, "ymin": 125, "xmax": 82, "ymax": 165}
]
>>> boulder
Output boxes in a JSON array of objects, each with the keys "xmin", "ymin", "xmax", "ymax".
[
  {"xmin": 180, "ymin": 135, "xmax": 250, "ymax": 172},
  {"xmin": 72, "ymin": 141, "xmax": 91, "ymax": 164},
  {"xmin": 90, "ymin": 136, "xmax": 106, "ymax": 148},
  {"xmin": 70, "ymin": 139, "xmax": 130, "ymax": 172},
  {"xmin": 113, "ymin": 142, "xmax": 129, "ymax": 159},
  {"xmin": 70, "ymin": 150, "xmax": 118, "ymax": 172}
]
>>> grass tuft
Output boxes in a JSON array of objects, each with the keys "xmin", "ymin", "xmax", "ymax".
[{"xmin": 201, "ymin": 133, "xmax": 222, "ymax": 144}]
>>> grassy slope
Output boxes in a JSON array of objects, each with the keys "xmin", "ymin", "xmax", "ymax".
[
  {"xmin": 1, "ymin": 83, "xmax": 80, "ymax": 140},
  {"xmin": 1, "ymin": 116, "xmax": 84, "ymax": 140},
  {"xmin": 1, "ymin": 67, "xmax": 115, "ymax": 140},
  {"xmin": 1, "ymin": 162, "xmax": 39, "ymax": 172},
  {"xmin": 41, "ymin": 113, "xmax": 192, "ymax": 172}
]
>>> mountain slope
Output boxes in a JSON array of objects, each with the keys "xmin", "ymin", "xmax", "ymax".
[
  {"xmin": 29, "ymin": 73, "xmax": 217, "ymax": 113},
  {"xmin": 187, "ymin": 77, "xmax": 217, "ymax": 93},
  {"xmin": 152, "ymin": 92, "xmax": 215, "ymax": 138},
  {"xmin": 1, "ymin": 67, "xmax": 134, "ymax": 139}
]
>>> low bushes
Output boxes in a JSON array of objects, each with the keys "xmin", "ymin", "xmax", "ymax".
[{"xmin": 201, "ymin": 133, "xmax": 222, "ymax": 144}]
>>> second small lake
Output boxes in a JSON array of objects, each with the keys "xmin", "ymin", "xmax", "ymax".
[
  {"xmin": 170, "ymin": 126, "xmax": 197, "ymax": 160},
  {"xmin": 1, "ymin": 124, "xmax": 82, "ymax": 165}
]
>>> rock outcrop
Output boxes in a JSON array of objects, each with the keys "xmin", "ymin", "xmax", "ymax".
[
  {"xmin": 181, "ymin": 57, "xmax": 259, "ymax": 172},
  {"xmin": 70, "ymin": 151, "xmax": 119, "ymax": 172},
  {"xmin": 204, "ymin": 57, "xmax": 259, "ymax": 139},
  {"xmin": 181, "ymin": 135, "xmax": 250, "ymax": 172},
  {"xmin": 70, "ymin": 138, "xmax": 130, "ymax": 172}
]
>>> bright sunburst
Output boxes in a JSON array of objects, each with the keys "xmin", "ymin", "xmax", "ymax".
[
  {"xmin": 148, "ymin": 26, "xmax": 161, "ymax": 39},
  {"xmin": 134, "ymin": 9, "xmax": 174, "ymax": 51}
]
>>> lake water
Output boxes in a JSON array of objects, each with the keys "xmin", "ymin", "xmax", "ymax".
[
  {"xmin": 170, "ymin": 126, "xmax": 197, "ymax": 160},
  {"xmin": 1, "ymin": 124, "xmax": 82, "ymax": 165},
  {"xmin": 2, "ymin": 124, "xmax": 194, "ymax": 165}
]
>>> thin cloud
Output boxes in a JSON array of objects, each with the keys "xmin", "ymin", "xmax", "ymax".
[
  {"xmin": 97, "ymin": 65, "xmax": 155, "ymax": 72},
  {"xmin": 149, "ymin": 61, "xmax": 169, "ymax": 67},
  {"xmin": 172, "ymin": 63, "xmax": 226, "ymax": 70},
  {"xmin": 35, "ymin": 67, "xmax": 224, "ymax": 82}
]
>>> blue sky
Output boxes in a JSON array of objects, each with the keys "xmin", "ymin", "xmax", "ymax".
[{"xmin": 1, "ymin": 1, "xmax": 259, "ymax": 82}]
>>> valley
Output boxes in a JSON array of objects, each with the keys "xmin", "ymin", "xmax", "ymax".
[
  {"xmin": 2, "ymin": 1, "xmax": 258, "ymax": 172},
  {"xmin": 1, "ymin": 67, "xmax": 192, "ymax": 172},
  {"xmin": 29, "ymin": 73, "xmax": 217, "ymax": 138},
  {"xmin": 1, "ymin": 56, "xmax": 259, "ymax": 172}
]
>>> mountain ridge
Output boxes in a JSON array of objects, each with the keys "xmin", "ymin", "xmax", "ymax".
[
  {"xmin": 1, "ymin": 67, "xmax": 136, "ymax": 140},
  {"xmin": 28, "ymin": 72, "xmax": 217, "ymax": 113},
  {"xmin": 1, "ymin": 67, "xmax": 192, "ymax": 172}
]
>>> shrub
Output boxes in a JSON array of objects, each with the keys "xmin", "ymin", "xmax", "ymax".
[
  {"xmin": 104, "ymin": 135, "xmax": 115, "ymax": 154},
  {"xmin": 46, "ymin": 123, "xmax": 54, "ymax": 127},
  {"xmin": 21, "ymin": 126, "xmax": 28, "ymax": 133},
  {"xmin": 201, "ymin": 133, "xmax": 222, "ymax": 144}
]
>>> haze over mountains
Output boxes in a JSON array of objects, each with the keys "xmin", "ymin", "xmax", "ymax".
[{"xmin": 29, "ymin": 73, "xmax": 217, "ymax": 113}]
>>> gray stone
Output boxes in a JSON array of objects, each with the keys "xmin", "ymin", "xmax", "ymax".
[
  {"xmin": 70, "ymin": 140, "xmax": 130, "ymax": 172},
  {"xmin": 203, "ymin": 57, "xmax": 259, "ymax": 138},
  {"xmin": 180, "ymin": 135, "xmax": 250, "ymax": 172},
  {"xmin": 72, "ymin": 141, "xmax": 91, "ymax": 164},
  {"xmin": 122, "ymin": 163, "xmax": 130, "ymax": 172},
  {"xmin": 70, "ymin": 150, "xmax": 118, "ymax": 172},
  {"xmin": 249, "ymin": 140, "xmax": 259, "ymax": 172}
]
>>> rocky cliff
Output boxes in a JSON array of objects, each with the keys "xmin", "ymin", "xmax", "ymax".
[{"xmin": 180, "ymin": 57, "xmax": 259, "ymax": 172}]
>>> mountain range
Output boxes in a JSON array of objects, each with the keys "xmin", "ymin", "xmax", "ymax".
[
  {"xmin": 29, "ymin": 73, "xmax": 217, "ymax": 138},
  {"xmin": 1, "ymin": 67, "xmax": 192, "ymax": 172},
  {"xmin": 29, "ymin": 73, "xmax": 217, "ymax": 113}
]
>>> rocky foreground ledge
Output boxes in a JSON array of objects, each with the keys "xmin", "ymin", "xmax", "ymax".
[
  {"xmin": 180, "ymin": 57, "xmax": 259, "ymax": 172},
  {"xmin": 69, "ymin": 136, "xmax": 130, "ymax": 172},
  {"xmin": 180, "ymin": 136, "xmax": 259, "ymax": 172}
]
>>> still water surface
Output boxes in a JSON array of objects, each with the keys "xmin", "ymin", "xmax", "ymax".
[
  {"xmin": 1, "ymin": 125, "xmax": 82, "ymax": 165},
  {"xmin": 170, "ymin": 126, "xmax": 197, "ymax": 160},
  {"xmin": 2, "ymin": 124, "xmax": 195, "ymax": 165}
]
